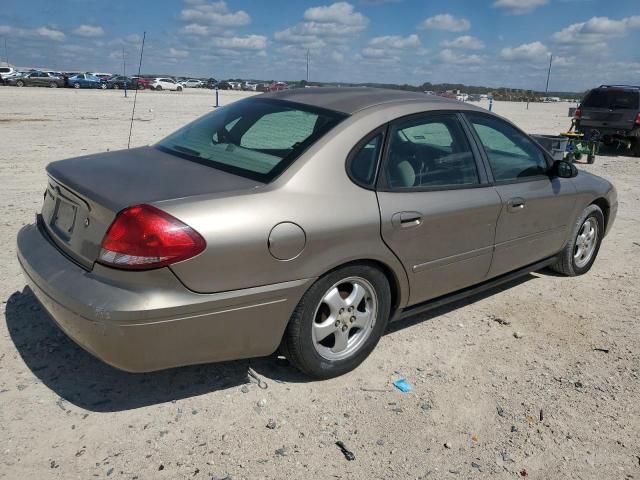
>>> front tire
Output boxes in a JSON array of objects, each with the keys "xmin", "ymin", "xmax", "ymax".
[
  {"xmin": 49, "ymin": 82, "xmax": 58, "ymax": 88},
  {"xmin": 177, "ymin": 86, "xmax": 183, "ymax": 91},
  {"xmin": 155, "ymin": 85, "xmax": 162, "ymax": 91},
  {"xmin": 16, "ymin": 80, "xmax": 24, "ymax": 87},
  {"xmin": 550, "ymin": 205, "xmax": 604, "ymax": 276},
  {"xmin": 281, "ymin": 264, "xmax": 391, "ymax": 379},
  {"xmin": 73, "ymin": 83, "xmax": 80, "ymax": 89}
]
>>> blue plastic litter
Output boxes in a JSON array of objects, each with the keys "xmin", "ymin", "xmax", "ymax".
[{"xmin": 393, "ymin": 378, "xmax": 412, "ymax": 393}]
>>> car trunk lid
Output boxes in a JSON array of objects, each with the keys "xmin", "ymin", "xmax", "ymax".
[{"xmin": 42, "ymin": 146, "xmax": 263, "ymax": 269}]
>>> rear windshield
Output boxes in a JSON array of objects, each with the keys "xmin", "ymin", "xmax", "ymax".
[
  {"xmin": 156, "ymin": 98, "xmax": 347, "ymax": 182},
  {"xmin": 583, "ymin": 89, "xmax": 639, "ymax": 110}
]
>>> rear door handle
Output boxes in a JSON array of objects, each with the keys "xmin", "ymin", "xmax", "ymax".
[
  {"xmin": 392, "ymin": 211, "xmax": 423, "ymax": 229},
  {"xmin": 507, "ymin": 197, "xmax": 526, "ymax": 212}
]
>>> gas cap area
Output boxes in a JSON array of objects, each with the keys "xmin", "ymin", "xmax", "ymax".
[{"xmin": 268, "ymin": 222, "xmax": 306, "ymax": 260}]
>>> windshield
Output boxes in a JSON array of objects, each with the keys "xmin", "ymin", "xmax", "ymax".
[
  {"xmin": 156, "ymin": 98, "xmax": 347, "ymax": 182},
  {"xmin": 583, "ymin": 89, "xmax": 639, "ymax": 110}
]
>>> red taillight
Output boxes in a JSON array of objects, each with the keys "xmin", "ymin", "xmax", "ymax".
[
  {"xmin": 98, "ymin": 204, "xmax": 206, "ymax": 270},
  {"xmin": 574, "ymin": 106, "xmax": 581, "ymax": 120},
  {"xmin": 635, "ymin": 112, "xmax": 640, "ymax": 125}
]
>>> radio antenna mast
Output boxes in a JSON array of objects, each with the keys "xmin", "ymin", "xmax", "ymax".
[{"xmin": 127, "ymin": 32, "xmax": 146, "ymax": 149}]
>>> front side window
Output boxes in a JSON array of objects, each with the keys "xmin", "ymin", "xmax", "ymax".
[
  {"xmin": 156, "ymin": 98, "xmax": 347, "ymax": 182},
  {"xmin": 466, "ymin": 113, "xmax": 548, "ymax": 182},
  {"xmin": 384, "ymin": 114, "xmax": 479, "ymax": 189}
]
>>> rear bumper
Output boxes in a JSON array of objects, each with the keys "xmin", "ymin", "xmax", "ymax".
[
  {"xmin": 578, "ymin": 123, "xmax": 639, "ymax": 138},
  {"xmin": 16, "ymin": 223, "xmax": 313, "ymax": 372}
]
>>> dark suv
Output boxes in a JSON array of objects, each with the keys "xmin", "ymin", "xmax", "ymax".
[{"xmin": 575, "ymin": 85, "xmax": 640, "ymax": 156}]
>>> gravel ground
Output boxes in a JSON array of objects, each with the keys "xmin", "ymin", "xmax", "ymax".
[{"xmin": 1, "ymin": 87, "xmax": 639, "ymax": 480}]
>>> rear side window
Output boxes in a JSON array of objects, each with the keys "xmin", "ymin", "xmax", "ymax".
[
  {"xmin": 348, "ymin": 133, "xmax": 383, "ymax": 187},
  {"xmin": 467, "ymin": 113, "xmax": 548, "ymax": 182},
  {"xmin": 156, "ymin": 98, "xmax": 347, "ymax": 182},
  {"xmin": 583, "ymin": 89, "xmax": 639, "ymax": 110},
  {"xmin": 384, "ymin": 114, "xmax": 479, "ymax": 189}
]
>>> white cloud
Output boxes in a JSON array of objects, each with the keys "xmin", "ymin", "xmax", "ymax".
[
  {"xmin": 0, "ymin": 24, "xmax": 66, "ymax": 42},
  {"xmin": 438, "ymin": 49, "xmax": 483, "ymax": 65},
  {"xmin": 420, "ymin": 14, "xmax": 470, "ymax": 32},
  {"xmin": 441, "ymin": 35, "xmax": 485, "ymax": 50},
  {"xmin": 211, "ymin": 35, "xmax": 267, "ymax": 50},
  {"xmin": 73, "ymin": 24, "xmax": 104, "ymax": 37},
  {"xmin": 274, "ymin": 2, "xmax": 368, "ymax": 48},
  {"xmin": 35, "ymin": 26, "xmax": 65, "ymax": 41},
  {"xmin": 552, "ymin": 16, "xmax": 640, "ymax": 44},
  {"xmin": 304, "ymin": 2, "xmax": 368, "ymax": 26},
  {"xmin": 180, "ymin": 1, "xmax": 251, "ymax": 28},
  {"xmin": 500, "ymin": 41, "xmax": 550, "ymax": 61},
  {"xmin": 369, "ymin": 34, "xmax": 420, "ymax": 49},
  {"xmin": 493, "ymin": 0, "xmax": 549, "ymax": 15},
  {"xmin": 182, "ymin": 23, "xmax": 211, "ymax": 35},
  {"xmin": 168, "ymin": 47, "xmax": 189, "ymax": 58},
  {"xmin": 361, "ymin": 47, "xmax": 389, "ymax": 58}
]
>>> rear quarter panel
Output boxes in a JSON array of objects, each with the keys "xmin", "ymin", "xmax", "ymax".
[{"xmin": 156, "ymin": 105, "xmax": 431, "ymax": 307}]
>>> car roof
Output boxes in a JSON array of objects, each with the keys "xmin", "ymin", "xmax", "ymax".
[
  {"xmin": 594, "ymin": 84, "xmax": 640, "ymax": 91},
  {"xmin": 260, "ymin": 87, "xmax": 479, "ymax": 114}
]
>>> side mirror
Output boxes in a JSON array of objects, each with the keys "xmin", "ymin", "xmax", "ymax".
[{"xmin": 551, "ymin": 160, "xmax": 578, "ymax": 179}]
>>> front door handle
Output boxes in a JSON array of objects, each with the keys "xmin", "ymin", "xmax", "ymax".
[
  {"xmin": 392, "ymin": 211, "xmax": 423, "ymax": 229},
  {"xmin": 507, "ymin": 197, "xmax": 526, "ymax": 212}
]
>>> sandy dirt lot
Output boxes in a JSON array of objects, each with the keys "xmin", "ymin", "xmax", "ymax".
[{"xmin": 1, "ymin": 87, "xmax": 639, "ymax": 480}]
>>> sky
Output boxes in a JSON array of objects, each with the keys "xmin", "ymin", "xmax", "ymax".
[{"xmin": 0, "ymin": 0, "xmax": 639, "ymax": 91}]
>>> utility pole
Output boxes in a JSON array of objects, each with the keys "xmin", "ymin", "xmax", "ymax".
[
  {"xmin": 545, "ymin": 53, "xmax": 553, "ymax": 94},
  {"xmin": 306, "ymin": 48, "xmax": 309, "ymax": 82}
]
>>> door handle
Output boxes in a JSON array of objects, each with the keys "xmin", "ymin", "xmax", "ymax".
[
  {"xmin": 507, "ymin": 197, "xmax": 526, "ymax": 212},
  {"xmin": 392, "ymin": 211, "xmax": 423, "ymax": 229}
]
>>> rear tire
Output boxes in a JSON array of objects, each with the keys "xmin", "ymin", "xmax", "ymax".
[
  {"xmin": 281, "ymin": 264, "xmax": 391, "ymax": 379},
  {"xmin": 113, "ymin": 84, "xmax": 119, "ymax": 90},
  {"xmin": 550, "ymin": 205, "xmax": 604, "ymax": 276},
  {"xmin": 177, "ymin": 86, "xmax": 183, "ymax": 91},
  {"xmin": 16, "ymin": 80, "xmax": 24, "ymax": 87},
  {"xmin": 49, "ymin": 82, "xmax": 57, "ymax": 88},
  {"xmin": 156, "ymin": 85, "xmax": 162, "ymax": 91},
  {"xmin": 73, "ymin": 83, "xmax": 80, "ymax": 89},
  {"xmin": 632, "ymin": 138, "xmax": 640, "ymax": 157}
]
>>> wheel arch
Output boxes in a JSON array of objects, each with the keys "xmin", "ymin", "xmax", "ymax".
[
  {"xmin": 313, "ymin": 258, "xmax": 406, "ymax": 320},
  {"xmin": 590, "ymin": 197, "xmax": 610, "ymax": 230}
]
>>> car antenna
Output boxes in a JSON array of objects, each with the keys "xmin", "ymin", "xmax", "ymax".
[{"xmin": 127, "ymin": 31, "xmax": 146, "ymax": 149}]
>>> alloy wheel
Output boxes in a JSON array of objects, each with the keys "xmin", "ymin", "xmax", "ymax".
[
  {"xmin": 311, "ymin": 276, "xmax": 378, "ymax": 361},
  {"xmin": 574, "ymin": 217, "xmax": 598, "ymax": 268}
]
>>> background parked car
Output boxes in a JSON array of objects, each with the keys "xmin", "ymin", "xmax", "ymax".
[
  {"xmin": 181, "ymin": 79, "xmax": 204, "ymax": 88},
  {"xmin": 67, "ymin": 74, "xmax": 106, "ymax": 89},
  {"xmin": 107, "ymin": 75, "xmax": 144, "ymax": 90},
  {"xmin": 215, "ymin": 81, "xmax": 232, "ymax": 90},
  {"xmin": 151, "ymin": 78, "xmax": 183, "ymax": 91},
  {"xmin": 575, "ymin": 84, "xmax": 640, "ymax": 156},
  {"xmin": 6, "ymin": 71, "xmax": 64, "ymax": 88},
  {"xmin": 88, "ymin": 72, "xmax": 112, "ymax": 81},
  {"xmin": 0, "ymin": 66, "xmax": 15, "ymax": 84},
  {"xmin": 269, "ymin": 81, "xmax": 288, "ymax": 91},
  {"xmin": 130, "ymin": 76, "xmax": 152, "ymax": 90},
  {"xmin": 204, "ymin": 78, "xmax": 218, "ymax": 89}
]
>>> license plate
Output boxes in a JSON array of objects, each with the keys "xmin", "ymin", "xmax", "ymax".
[{"xmin": 54, "ymin": 198, "xmax": 77, "ymax": 235}]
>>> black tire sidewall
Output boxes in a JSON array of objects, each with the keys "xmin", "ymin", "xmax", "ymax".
[
  {"xmin": 289, "ymin": 265, "xmax": 391, "ymax": 378},
  {"xmin": 567, "ymin": 205, "xmax": 604, "ymax": 275}
]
